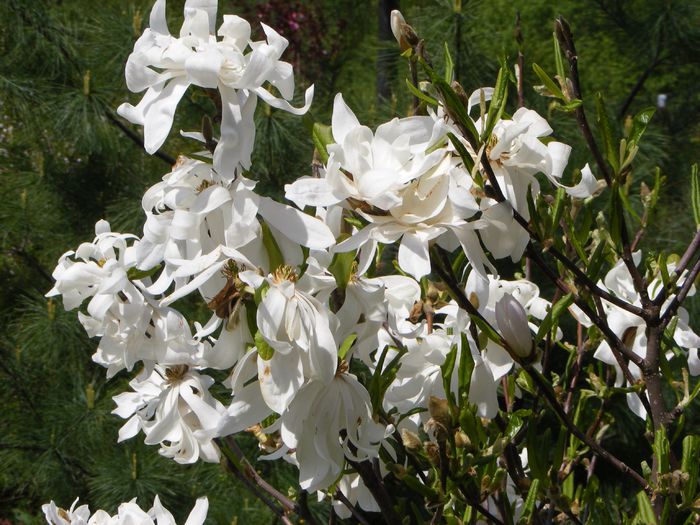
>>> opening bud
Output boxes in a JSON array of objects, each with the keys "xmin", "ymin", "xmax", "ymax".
[
  {"xmin": 390, "ymin": 10, "xmax": 419, "ymax": 52},
  {"xmin": 495, "ymin": 293, "xmax": 533, "ymax": 359}
]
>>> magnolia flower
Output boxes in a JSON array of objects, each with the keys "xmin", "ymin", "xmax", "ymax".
[
  {"xmin": 280, "ymin": 371, "xmax": 385, "ymax": 492},
  {"xmin": 239, "ymin": 266, "xmax": 339, "ymax": 412},
  {"xmin": 286, "ymin": 93, "xmax": 490, "ymax": 279},
  {"xmin": 113, "ymin": 366, "xmax": 224, "ymax": 464},
  {"xmin": 43, "ymin": 496, "xmax": 208, "ymax": 525},
  {"xmin": 118, "ymin": 0, "xmax": 313, "ymax": 177},
  {"xmin": 477, "ymin": 108, "xmax": 595, "ymax": 261}
]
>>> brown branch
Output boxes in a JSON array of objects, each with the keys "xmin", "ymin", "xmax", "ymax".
[
  {"xmin": 218, "ymin": 437, "xmax": 300, "ymax": 524},
  {"xmin": 334, "ymin": 490, "xmax": 371, "ymax": 525},
  {"xmin": 554, "ymin": 17, "xmax": 611, "ymax": 187},
  {"xmin": 105, "ymin": 112, "xmax": 176, "ymax": 166},
  {"xmin": 525, "ymin": 366, "xmax": 650, "ymax": 491}
]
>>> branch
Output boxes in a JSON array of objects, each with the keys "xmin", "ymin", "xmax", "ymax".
[
  {"xmin": 105, "ymin": 112, "xmax": 176, "ymax": 166},
  {"xmin": 525, "ymin": 366, "xmax": 650, "ymax": 491},
  {"xmin": 334, "ymin": 490, "xmax": 371, "ymax": 525},
  {"xmin": 554, "ymin": 18, "xmax": 611, "ymax": 187},
  {"xmin": 218, "ymin": 437, "xmax": 300, "ymax": 524}
]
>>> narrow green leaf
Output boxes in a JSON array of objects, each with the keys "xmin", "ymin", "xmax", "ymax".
[
  {"xmin": 420, "ymin": 58, "xmax": 479, "ymax": 143},
  {"xmin": 405, "ymin": 78, "xmax": 439, "ymax": 106},
  {"xmin": 635, "ymin": 491, "xmax": 658, "ymax": 525},
  {"xmin": 447, "ymin": 132, "xmax": 476, "ymax": 177},
  {"xmin": 535, "ymin": 293, "xmax": 574, "ymax": 345},
  {"xmin": 532, "ymin": 63, "xmax": 565, "ymax": 100},
  {"xmin": 595, "ymin": 94, "xmax": 618, "ymax": 173},
  {"xmin": 548, "ymin": 187, "xmax": 567, "ymax": 239},
  {"xmin": 690, "ymin": 164, "xmax": 700, "ymax": 229},
  {"xmin": 441, "ymin": 344, "xmax": 458, "ymax": 409},
  {"xmin": 312, "ymin": 122, "xmax": 334, "ymax": 164},
  {"xmin": 261, "ymin": 221, "xmax": 284, "ymax": 271},
  {"xmin": 127, "ymin": 263, "xmax": 162, "ymax": 281},
  {"xmin": 444, "ymin": 42, "xmax": 454, "ymax": 82},
  {"xmin": 681, "ymin": 435, "xmax": 699, "ymax": 503},
  {"xmin": 652, "ymin": 425, "xmax": 670, "ymax": 475},
  {"xmin": 628, "ymin": 107, "xmax": 655, "ymax": 147},
  {"xmin": 457, "ymin": 332, "xmax": 475, "ymax": 402},
  {"xmin": 553, "ymin": 33, "xmax": 566, "ymax": 81},
  {"xmin": 338, "ymin": 333, "xmax": 357, "ymax": 360}
]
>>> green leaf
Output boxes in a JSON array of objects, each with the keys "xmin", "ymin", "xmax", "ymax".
[
  {"xmin": 595, "ymin": 94, "xmax": 618, "ymax": 173},
  {"xmin": 691, "ymin": 164, "xmax": 700, "ymax": 229},
  {"xmin": 681, "ymin": 435, "xmax": 699, "ymax": 504},
  {"xmin": 653, "ymin": 425, "xmax": 670, "ymax": 476},
  {"xmin": 261, "ymin": 221, "xmax": 284, "ymax": 271},
  {"xmin": 441, "ymin": 343, "xmax": 458, "ymax": 409},
  {"xmin": 481, "ymin": 68, "xmax": 509, "ymax": 141},
  {"xmin": 547, "ymin": 186, "xmax": 567, "ymax": 239},
  {"xmin": 609, "ymin": 183, "xmax": 623, "ymax": 246},
  {"xmin": 127, "ymin": 263, "xmax": 161, "ymax": 281},
  {"xmin": 628, "ymin": 107, "xmax": 655, "ymax": 148},
  {"xmin": 587, "ymin": 240, "xmax": 607, "ymax": 281},
  {"xmin": 447, "ymin": 132, "xmax": 476, "ymax": 176},
  {"xmin": 338, "ymin": 333, "xmax": 357, "ymax": 360},
  {"xmin": 420, "ymin": 58, "xmax": 479, "ymax": 143},
  {"xmin": 328, "ymin": 249, "xmax": 356, "ymax": 290},
  {"xmin": 553, "ymin": 33, "xmax": 566, "ymax": 81},
  {"xmin": 312, "ymin": 122, "xmax": 334, "ymax": 164},
  {"xmin": 532, "ymin": 63, "xmax": 565, "ymax": 100},
  {"xmin": 405, "ymin": 79, "xmax": 439, "ymax": 106},
  {"xmin": 457, "ymin": 332, "xmax": 475, "ymax": 402},
  {"xmin": 444, "ymin": 42, "xmax": 454, "ymax": 82},
  {"xmin": 255, "ymin": 331, "xmax": 274, "ymax": 360},
  {"xmin": 535, "ymin": 293, "xmax": 574, "ymax": 345},
  {"xmin": 634, "ymin": 491, "xmax": 658, "ymax": 525}
]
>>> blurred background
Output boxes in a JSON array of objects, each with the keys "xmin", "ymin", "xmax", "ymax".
[{"xmin": 1, "ymin": 0, "xmax": 698, "ymax": 523}]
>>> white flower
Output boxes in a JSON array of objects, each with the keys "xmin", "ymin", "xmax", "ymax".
[
  {"xmin": 286, "ymin": 94, "xmax": 489, "ymax": 279},
  {"xmin": 43, "ymin": 496, "xmax": 208, "ymax": 525},
  {"xmin": 112, "ymin": 366, "xmax": 224, "ymax": 464},
  {"xmin": 280, "ymin": 372, "xmax": 385, "ymax": 492},
  {"xmin": 118, "ymin": 0, "xmax": 313, "ymax": 178}
]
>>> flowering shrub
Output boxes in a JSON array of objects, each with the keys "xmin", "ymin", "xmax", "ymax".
[{"xmin": 44, "ymin": 1, "xmax": 700, "ymax": 523}]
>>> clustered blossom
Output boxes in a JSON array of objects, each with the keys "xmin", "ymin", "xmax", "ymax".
[
  {"xmin": 42, "ymin": 496, "xmax": 207, "ymax": 525},
  {"xmin": 44, "ymin": 0, "xmax": 700, "ymax": 520}
]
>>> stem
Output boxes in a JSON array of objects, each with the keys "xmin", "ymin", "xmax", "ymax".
[
  {"xmin": 218, "ymin": 437, "xmax": 302, "ymax": 523},
  {"xmin": 106, "ymin": 112, "xmax": 176, "ymax": 166},
  {"xmin": 334, "ymin": 489, "xmax": 371, "ymax": 525}
]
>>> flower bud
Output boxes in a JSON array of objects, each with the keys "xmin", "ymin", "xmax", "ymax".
[
  {"xmin": 401, "ymin": 428, "xmax": 422, "ymax": 451},
  {"xmin": 390, "ymin": 10, "xmax": 419, "ymax": 52},
  {"xmin": 495, "ymin": 293, "xmax": 533, "ymax": 359},
  {"xmin": 428, "ymin": 396, "xmax": 451, "ymax": 428}
]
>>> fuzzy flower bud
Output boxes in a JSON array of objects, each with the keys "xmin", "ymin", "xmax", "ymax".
[
  {"xmin": 495, "ymin": 293, "xmax": 533, "ymax": 359},
  {"xmin": 390, "ymin": 10, "xmax": 419, "ymax": 52}
]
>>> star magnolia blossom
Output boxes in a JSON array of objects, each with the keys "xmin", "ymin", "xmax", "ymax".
[
  {"xmin": 113, "ymin": 365, "xmax": 224, "ymax": 464},
  {"xmin": 477, "ymin": 107, "xmax": 597, "ymax": 262},
  {"xmin": 286, "ymin": 93, "xmax": 491, "ymax": 280},
  {"xmin": 43, "ymin": 496, "xmax": 208, "ymax": 525},
  {"xmin": 118, "ymin": 0, "xmax": 313, "ymax": 177}
]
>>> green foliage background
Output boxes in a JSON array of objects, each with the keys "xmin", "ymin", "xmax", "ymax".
[{"xmin": 0, "ymin": 0, "xmax": 698, "ymax": 523}]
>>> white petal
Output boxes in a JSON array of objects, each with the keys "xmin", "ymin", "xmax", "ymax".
[{"xmin": 258, "ymin": 196, "xmax": 335, "ymax": 250}]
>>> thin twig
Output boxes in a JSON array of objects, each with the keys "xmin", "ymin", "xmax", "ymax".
[
  {"xmin": 525, "ymin": 366, "xmax": 649, "ymax": 491},
  {"xmin": 334, "ymin": 489, "xmax": 371, "ymax": 525}
]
